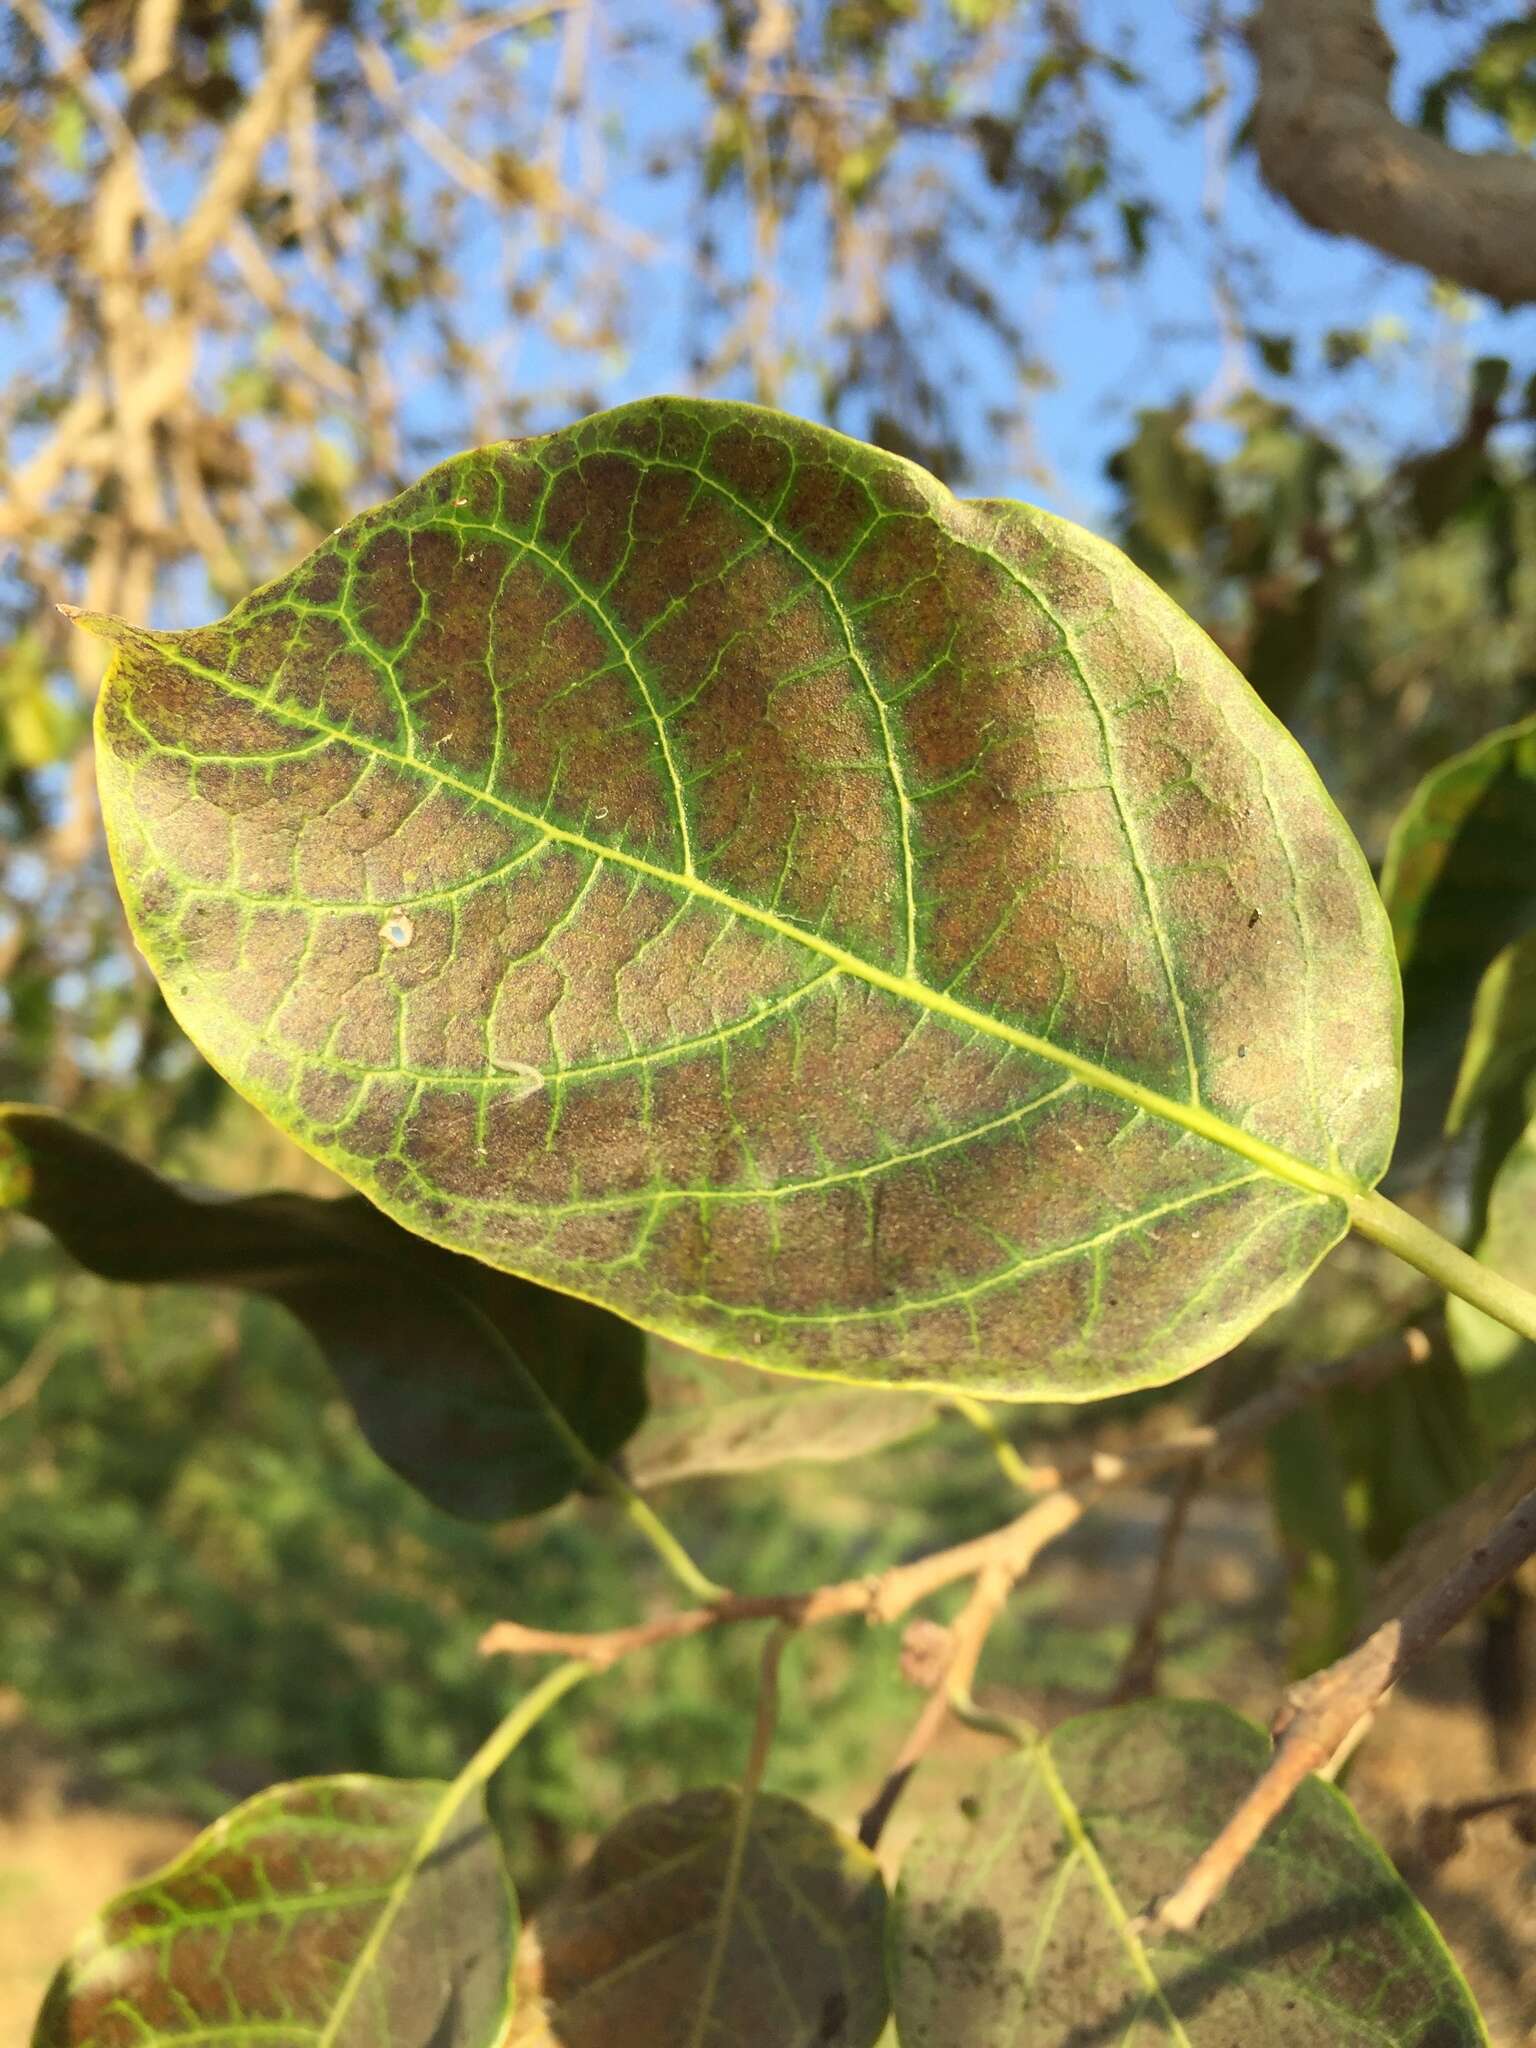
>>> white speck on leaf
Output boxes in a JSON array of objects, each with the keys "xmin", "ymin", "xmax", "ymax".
[
  {"xmin": 490, "ymin": 1055, "xmax": 545, "ymax": 1102},
  {"xmin": 380, "ymin": 909, "xmax": 415, "ymax": 950}
]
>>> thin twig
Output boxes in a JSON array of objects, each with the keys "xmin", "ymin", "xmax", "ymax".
[
  {"xmin": 481, "ymin": 1325, "xmax": 1437, "ymax": 1671},
  {"xmin": 0, "ymin": 1331, "xmax": 66, "ymax": 1424},
  {"xmin": 1110, "ymin": 1461, "xmax": 1206, "ymax": 1704},
  {"xmin": 688, "ymin": 1624, "xmax": 794, "ymax": 2048},
  {"xmin": 1015, "ymin": 1323, "xmax": 1435, "ymax": 1494},
  {"xmin": 1144, "ymin": 1479, "xmax": 1536, "ymax": 1936},
  {"xmin": 480, "ymin": 1484, "xmax": 1090, "ymax": 1666},
  {"xmin": 857, "ymin": 1561, "xmax": 1017, "ymax": 1849}
]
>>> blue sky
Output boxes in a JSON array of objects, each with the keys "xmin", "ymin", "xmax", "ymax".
[
  {"xmin": 7, "ymin": 0, "xmax": 1535, "ymax": 559},
  {"xmin": 435, "ymin": 0, "xmax": 1536, "ymax": 526}
]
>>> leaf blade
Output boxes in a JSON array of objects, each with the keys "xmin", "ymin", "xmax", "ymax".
[
  {"xmin": 888, "ymin": 1698, "xmax": 1487, "ymax": 2046},
  {"xmin": 90, "ymin": 398, "xmax": 1400, "ymax": 1397},
  {"xmin": 32, "ymin": 1773, "xmax": 515, "ymax": 2048},
  {"xmin": 509, "ymin": 1787, "xmax": 888, "ymax": 2048}
]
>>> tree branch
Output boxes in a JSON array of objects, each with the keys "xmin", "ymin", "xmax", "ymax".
[
  {"xmin": 1254, "ymin": 0, "xmax": 1536, "ymax": 307},
  {"xmin": 481, "ymin": 1325, "xmax": 1435, "ymax": 1671},
  {"xmin": 1144, "ymin": 1478, "xmax": 1536, "ymax": 1936}
]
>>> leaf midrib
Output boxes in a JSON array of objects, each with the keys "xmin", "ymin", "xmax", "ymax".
[{"xmin": 104, "ymin": 634, "xmax": 1356, "ymax": 1213}]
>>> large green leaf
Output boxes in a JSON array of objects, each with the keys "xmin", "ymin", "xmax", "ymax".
[
  {"xmin": 1380, "ymin": 714, "xmax": 1536, "ymax": 1173},
  {"xmin": 888, "ymin": 1699, "xmax": 1486, "ymax": 2046},
  {"xmin": 83, "ymin": 397, "xmax": 1399, "ymax": 1398},
  {"xmin": 0, "ymin": 1104, "xmax": 645, "ymax": 1521},
  {"xmin": 33, "ymin": 1772, "xmax": 515, "ymax": 2048},
  {"xmin": 509, "ymin": 1787, "xmax": 888, "ymax": 2047}
]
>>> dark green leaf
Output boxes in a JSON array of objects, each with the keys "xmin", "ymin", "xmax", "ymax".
[
  {"xmin": 82, "ymin": 397, "xmax": 1399, "ymax": 1399},
  {"xmin": 1380, "ymin": 714, "xmax": 1536, "ymax": 1177},
  {"xmin": 889, "ymin": 1699, "xmax": 1486, "ymax": 2046},
  {"xmin": 510, "ymin": 1787, "xmax": 888, "ymax": 2047},
  {"xmin": 0, "ymin": 1105, "xmax": 645, "ymax": 1521},
  {"xmin": 33, "ymin": 1772, "xmax": 515, "ymax": 2048}
]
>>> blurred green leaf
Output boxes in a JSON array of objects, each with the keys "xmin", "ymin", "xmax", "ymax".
[
  {"xmin": 625, "ymin": 1378, "xmax": 935, "ymax": 1488},
  {"xmin": 33, "ymin": 1772, "xmax": 515, "ymax": 2048},
  {"xmin": 1448, "ymin": 933, "xmax": 1536, "ymax": 1139},
  {"xmin": 1449, "ymin": 1110, "xmax": 1536, "ymax": 1388},
  {"xmin": 889, "ymin": 1699, "xmax": 1488, "ymax": 2046},
  {"xmin": 0, "ymin": 1105, "xmax": 645, "ymax": 1522},
  {"xmin": 0, "ymin": 632, "xmax": 78, "ymax": 773},
  {"xmin": 1380, "ymin": 714, "xmax": 1536, "ymax": 1174}
]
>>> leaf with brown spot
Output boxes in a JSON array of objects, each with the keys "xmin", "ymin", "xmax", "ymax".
[
  {"xmin": 0, "ymin": 1105, "xmax": 645, "ymax": 1521},
  {"xmin": 32, "ymin": 1772, "xmax": 515, "ymax": 2048},
  {"xmin": 81, "ymin": 397, "xmax": 1400, "ymax": 1398},
  {"xmin": 508, "ymin": 1787, "xmax": 888, "ymax": 2048},
  {"xmin": 889, "ymin": 1699, "xmax": 1487, "ymax": 2047}
]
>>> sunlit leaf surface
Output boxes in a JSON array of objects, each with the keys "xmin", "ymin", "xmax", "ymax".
[
  {"xmin": 87, "ymin": 398, "xmax": 1398, "ymax": 1396},
  {"xmin": 33, "ymin": 1773, "xmax": 515, "ymax": 2048},
  {"xmin": 889, "ymin": 1699, "xmax": 1486, "ymax": 2047}
]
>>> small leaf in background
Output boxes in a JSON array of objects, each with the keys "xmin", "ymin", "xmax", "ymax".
[
  {"xmin": 509, "ymin": 1787, "xmax": 888, "ymax": 2047},
  {"xmin": 1380, "ymin": 713, "xmax": 1536, "ymax": 1173},
  {"xmin": 1448, "ymin": 933, "xmax": 1536, "ymax": 1140},
  {"xmin": 84, "ymin": 396, "xmax": 1401, "ymax": 1401},
  {"xmin": 33, "ymin": 1772, "xmax": 515, "ymax": 2048},
  {"xmin": 0, "ymin": 1106, "xmax": 645, "ymax": 1521},
  {"xmin": 625, "ymin": 1376, "xmax": 935, "ymax": 1488},
  {"xmin": 889, "ymin": 1698, "xmax": 1486, "ymax": 2046},
  {"xmin": 1449, "ymin": 1113, "xmax": 1536, "ymax": 1388},
  {"xmin": 0, "ymin": 631, "xmax": 80, "ymax": 774}
]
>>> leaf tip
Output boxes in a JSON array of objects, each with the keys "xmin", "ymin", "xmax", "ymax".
[{"xmin": 56, "ymin": 604, "xmax": 134, "ymax": 644}]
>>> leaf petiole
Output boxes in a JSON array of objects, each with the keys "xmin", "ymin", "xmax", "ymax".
[
  {"xmin": 1349, "ymin": 1187, "xmax": 1536, "ymax": 1345},
  {"xmin": 449, "ymin": 1288, "xmax": 728, "ymax": 1604}
]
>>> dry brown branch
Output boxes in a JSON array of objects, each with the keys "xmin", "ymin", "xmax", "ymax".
[
  {"xmin": 857, "ymin": 1561, "xmax": 1017, "ymax": 1849},
  {"xmin": 480, "ymin": 1485, "xmax": 1092, "ymax": 1667},
  {"xmin": 9, "ymin": 0, "xmax": 158, "ymax": 186},
  {"xmin": 355, "ymin": 32, "xmax": 654, "ymax": 259},
  {"xmin": 1110, "ymin": 1461, "xmax": 1206, "ymax": 1704},
  {"xmin": 427, "ymin": 2, "xmax": 575, "ymax": 69},
  {"xmin": 172, "ymin": 14, "xmax": 329, "ymax": 278},
  {"xmin": 1015, "ymin": 1322, "xmax": 1434, "ymax": 1494},
  {"xmin": 484, "ymin": 1327, "xmax": 1437, "ymax": 1674},
  {"xmin": 1145, "ymin": 1479, "xmax": 1536, "ymax": 1936},
  {"xmin": 1254, "ymin": 0, "xmax": 1536, "ymax": 306}
]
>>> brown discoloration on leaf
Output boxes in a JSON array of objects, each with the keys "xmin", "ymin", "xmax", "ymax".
[
  {"xmin": 511, "ymin": 1789, "xmax": 888, "ymax": 2048},
  {"xmin": 891, "ymin": 1700, "xmax": 1486, "ymax": 2047},
  {"xmin": 35, "ymin": 1773, "xmax": 515, "ymax": 2048},
  {"xmin": 91, "ymin": 397, "xmax": 1400, "ymax": 1398}
]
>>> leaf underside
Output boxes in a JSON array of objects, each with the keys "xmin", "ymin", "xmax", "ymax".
[
  {"xmin": 510, "ymin": 1787, "xmax": 888, "ymax": 2048},
  {"xmin": 33, "ymin": 1774, "xmax": 515, "ymax": 2048},
  {"xmin": 889, "ymin": 1699, "xmax": 1486, "ymax": 2048},
  {"xmin": 91, "ymin": 397, "xmax": 1400, "ymax": 1397}
]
